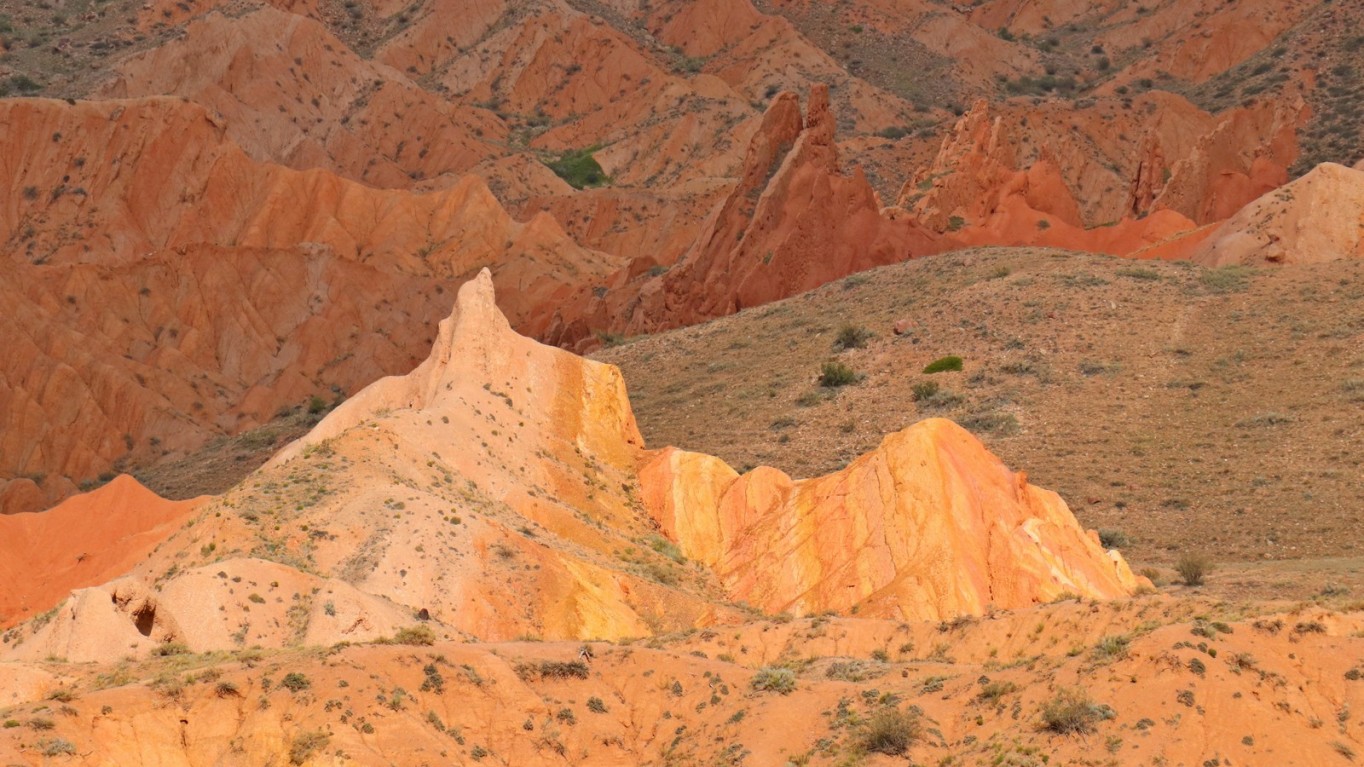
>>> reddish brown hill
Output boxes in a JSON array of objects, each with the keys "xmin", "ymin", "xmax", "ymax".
[
  {"xmin": 0, "ymin": 475, "xmax": 200, "ymax": 628},
  {"xmin": 0, "ymin": 270, "xmax": 1140, "ymax": 661},
  {"xmin": 0, "ymin": 96, "xmax": 619, "ymax": 513},
  {"xmin": 536, "ymin": 85, "xmax": 947, "ymax": 348},
  {"xmin": 102, "ymin": 6, "xmax": 507, "ymax": 190}
]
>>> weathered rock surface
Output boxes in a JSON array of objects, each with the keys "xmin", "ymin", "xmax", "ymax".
[
  {"xmin": 640, "ymin": 419, "xmax": 1142, "ymax": 620},
  {"xmin": 1191, "ymin": 163, "xmax": 1364, "ymax": 266},
  {"xmin": 0, "ymin": 96, "xmax": 618, "ymax": 513},
  {"xmin": 0, "ymin": 476, "xmax": 201, "ymax": 629},
  {"xmin": 2, "ymin": 272, "xmax": 1141, "ymax": 662}
]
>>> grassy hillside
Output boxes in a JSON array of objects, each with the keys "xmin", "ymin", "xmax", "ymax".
[{"xmin": 599, "ymin": 248, "xmax": 1364, "ymax": 566}]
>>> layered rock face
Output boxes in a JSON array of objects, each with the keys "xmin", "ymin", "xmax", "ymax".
[
  {"xmin": 0, "ymin": 96, "xmax": 619, "ymax": 513},
  {"xmin": 2, "ymin": 272, "xmax": 1141, "ymax": 662},
  {"xmin": 640, "ymin": 420, "xmax": 1141, "ymax": 620}
]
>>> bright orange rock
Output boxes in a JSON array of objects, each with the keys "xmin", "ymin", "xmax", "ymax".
[
  {"xmin": 4, "ymin": 272, "xmax": 1142, "ymax": 659},
  {"xmin": 0, "ymin": 475, "xmax": 201, "ymax": 628},
  {"xmin": 641, "ymin": 420, "xmax": 1143, "ymax": 620}
]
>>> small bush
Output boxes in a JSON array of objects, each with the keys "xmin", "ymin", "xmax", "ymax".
[
  {"xmin": 923, "ymin": 356, "xmax": 964, "ymax": 374},
  {"xmin": 976, "ymin": 680, "xmax": 1018, "ymax": 703},
  {"xmin": 916, "ymin": 386, "xmax": 963, "ymax": 410},
  {"xmin": 545, "ymin": 147, "xmax": 609, "ymax": 189},
  {"xmin": 826, "ymin": 660, "xmax": 883, "ymax": 683},
  {"xmin": 1098, "ymin": 529, "xmax": 1129, "ymax": 549},
  {"xmin": 959, "ymin": 411, "xmax": 1019, "ymax": 435},
  {"xmin": 215, "ymin": 681, "xmax": 241, "ymax": 697},
  {"xmin": 538, "ymin": 661, "xmax": 590, "ymax": 680},
  {"xmin": 154, "ymin": 642, "xmax": 191, "ymax": 656},
  {"xmin": 1117, "ymin": 267, "xmax": 1160, "ymax": 281},
  {"xmin": 306, "ymin": 395, "xmax": 328, "ymax": 415},
  {"xmin": 40, "ymin": 738, "xmax": 77, "ymax": 757},
  {"xmin": 833, "ymin": 325, "xmax": 872, "ymax": 351},
  {"xmin": 858, "ymin": 707, "xmax": 921, "ymax": 756},
  {"xmin": 1175, "ymin": 553, "xmax": 1211, "ymax": 587},
  {"xmin": 1093, "ymin": 634, "xmax": 1130, "ymax": 660},
  {"xmin": 289, "ymin": 730, "xmax": 330, "ymax": 765},
  {"xmin": 751, "ymin": 666, "xmax": 797, "ymax": 695},
  {"xmin": 587, "ymin": 696, "xmax": 608, "ymax": 713},
  {"xmin": 280, "ymin": 672, "xmax": 311, "ymax": 693},
  {"xmin": 389, "ymin": 625, "xmax": 436, "ymax": 646},
  {"xmin": 911, "ymin": 380, "xmax": 940, "ymax": 401},
  {"xmin": 819, "ymin": 361, "xmax": 859, "ymax": 387},
  {"xmin": 1040, "ymin": 688, "xmax": 1107, "ymax": 735}
]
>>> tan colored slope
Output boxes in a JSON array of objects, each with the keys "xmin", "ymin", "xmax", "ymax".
[
  {"xmin": 0, "ymin": 476, "xmax": 201, "ymax": 628},
  {"xmin": 1191, "ymin": 162, "xmax": 1364, "ymax": 266},
  {"xmin": 4, "ymin": 599, "xmax": 1364, "ymax": 765},
  {"xmin": 2, "ymin": 270, "xmax": 1138, "ymax": 662}
]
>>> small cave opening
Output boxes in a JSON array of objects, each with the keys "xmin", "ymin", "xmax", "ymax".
[
  {"xmin": 132, "ymin": 604, "xmax": 156, "ymax": 637},
  {"xmin": 416, "ymin": 608, "xmax": 431, "ymax": 621}
]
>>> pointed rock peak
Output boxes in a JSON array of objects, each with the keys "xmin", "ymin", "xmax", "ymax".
[
  {"xmin": 267, "ymin": 268, "xmax": 642, "ymax": 467},
  {"xmin": 804, "ymin": 83, "xmax": 833, "ymax": 142}
]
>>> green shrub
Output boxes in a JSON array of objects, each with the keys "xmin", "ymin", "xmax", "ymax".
[
  {"xmin": 751, "ymin": 666, "xmax": 797, "ymax": 695},
  {"xmin": 1093, "ymin": 634, "xmax": 1130, "ymax": 660},
  {"xmin": 857, "ymin": 707, "xmax": 921, "ymax": 755},
  {"xmin": 288, "ymin": 730, "xmax": 330, "ymax": 765},
  {"xmin": 1040, "ymin": 688, "xmax": 1107, "ymax": 735},
  {"xmin": 1098, "ymin": 529, "xmax": 1129, "ymax": 549},
  {"xmin": 154, "ymin": 642, "xmax": 191, "ymax": 656},
  {"xmin": 976, "ymin": 680, "xmax": 1018, "ymax": 703},
  {"xmin": 911, "ymin": 380, "xmax": 940, "ymax": 401},
  {"xmin": 819, "ymin": 361, "xmax": 859, "ymax": 387},
  {"xmin": 40, "ymin": 738, "xmax": 77, "ymax": 757},
  {"xmin": 280, "ymin": 672, "xmax": 311, "ymax": 692},
  {"xmin": 833, "ymin": 325, "xmax": 872, "ymax": 351},
  {"xmin": 923, "ymin": 356, "xmax": 963, "ymax": 374},
  {"xmin": 545, "ymin": 147, "xmax": 609, "ymax": 189},
  {"xmin": 587, "ymin": 696, "xmax": 608, "ymax": 713},
  {"xmin": 538, "ymin": 661, "xmax": 590, "ymax": 680},
  {"xmin": 1176, "ymin": 553, "xmax": 1212, "ymax": 587}
]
